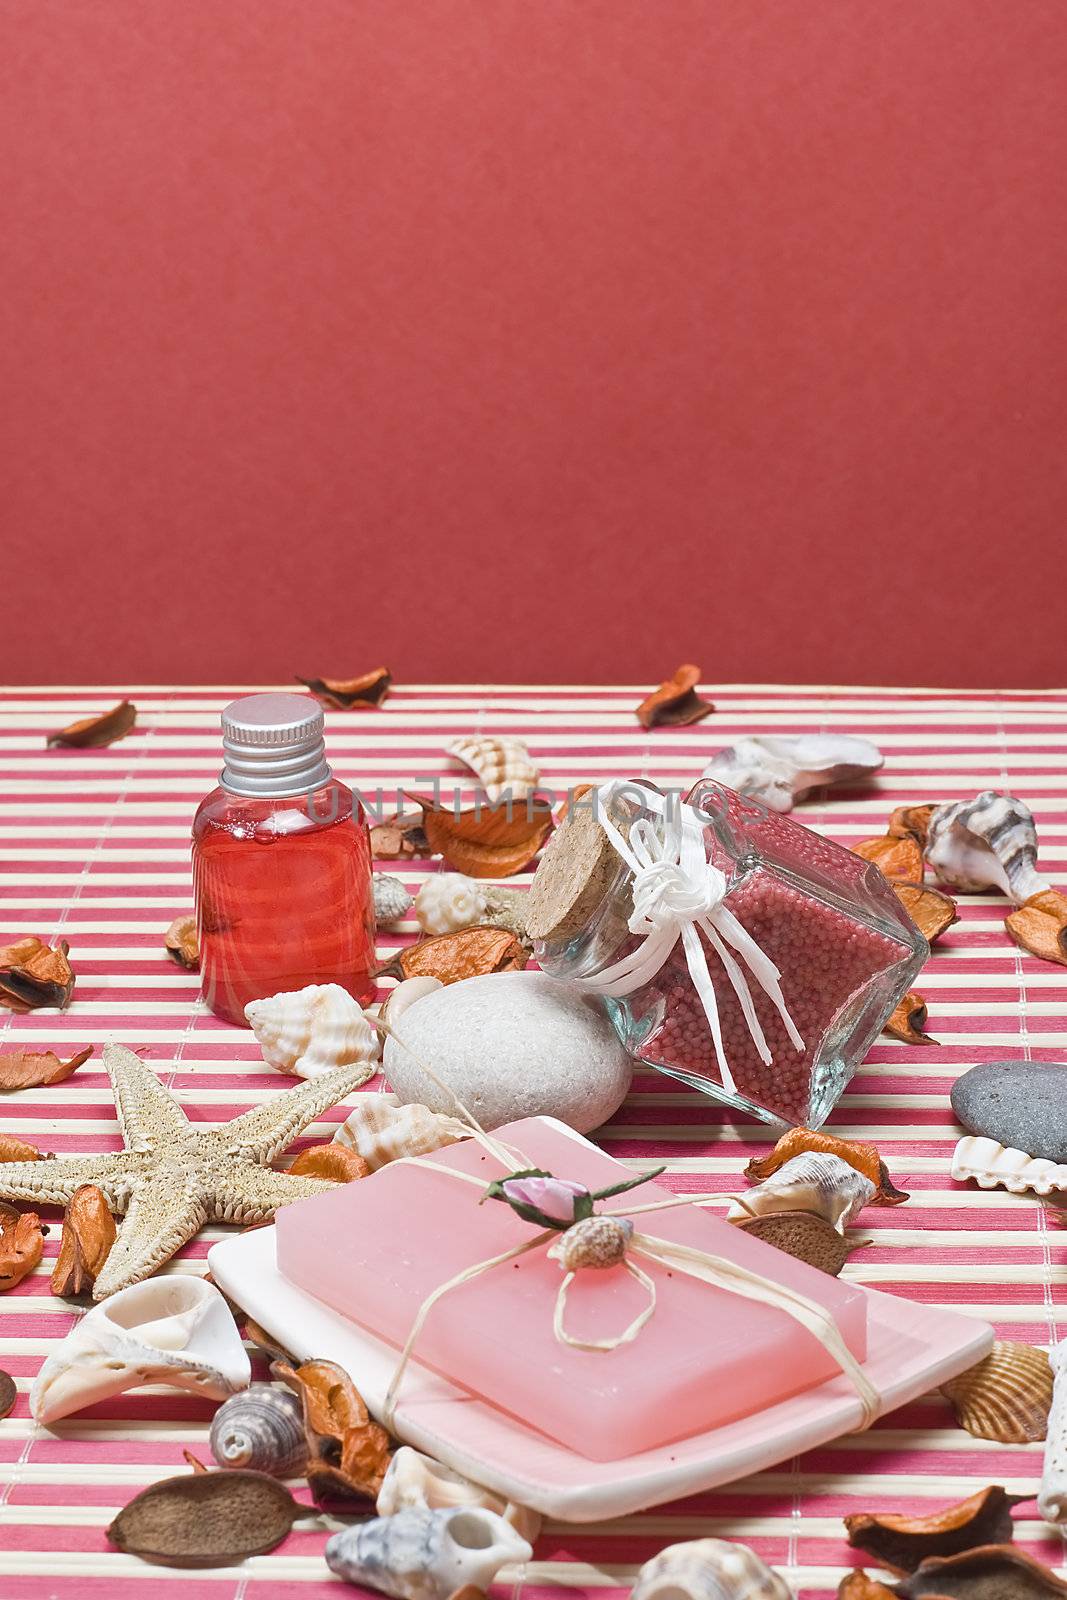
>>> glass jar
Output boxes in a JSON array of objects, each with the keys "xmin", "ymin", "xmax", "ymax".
[
  {"xmin": 192, "ymin": 693, "xmax": 376, "ymax": 1026},
  {"xmin": 533, "ymin": 780, "xmax": 927, "ymax": 1128}
]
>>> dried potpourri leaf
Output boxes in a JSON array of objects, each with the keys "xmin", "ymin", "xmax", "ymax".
[
  {"xmin": 370, "ymin": 813, "xmax": 432, "ymax": 860},
  {"xmin": 51, "ymin": 1183, "xmax": 116, "ymax": 1297},
  {"xmin": 46, "ymin": 699, "xmax": 137, "ymax": 749},
  {"xmin": 182, "ymin": 1449, "xmax": 210, "ymax": 1474},
  {"xmin": 375, "ymin": 926, "xmax": 528, "ymax": 985},
  {"xmin": 888, "ymin": 804, "xmax": 936, "ymax": 845},
  {"xmin": 1006, "ymin": 888, "xmax": 1067, "ymax": 968},
  {"xmin": 744, "ymin": 1126, "xmax": 910, "ymax": 1204},
  {"xmin": 885, "ymin": 991, "xmax": 938, "ymax": 1046},
  {"xmin": 272, "ymin": 1357, "xmax": 392, "ymax": 1502},
  {"xmin": 408, "ymin": 793, "xmax": 554, "ymax": 878},
  {"xmin": 0, "ymin": 1046, "xmax": 91, "ymax": 1090},
  {"xmin": 732, "ymin": 1210, "xmax": 869, "ymax": 1276},
  {"xmin": 895, "ymin": 1544, "xmax": 1067, "ymax": 1599},
  {"xmin": 0, "ymin": 1368, "xmax": 15, "ymax": 1419},
  {"xmin": 0, "ymin": 1133, "xmax": 43, "ymax": 1163},
  {"xmin": 0, "ymin": 1203, "xmax": 46, "ymax": 1291},
  {"xmin": 242, "ymin": 1316, "xmax": 297, "ymax": 1366},
  {"xmin": 288, "ymin": 1143, "xmax": 369, "ymax": 1183},
  {"xmin": 107, "ymin": 1467, "xmax": 300, "ymax": 1566},
  {"xmin": 0, "ymin": 937, "xmax": 75, "ymax": 1012},
  {"xmin": 164, "ymin": 915, "xmax": 199, "ymax": 971},
  {"xmin": 296, "ymin": 668, "xmax": 391, "ymax": 711},
  {"xmin": 891, "ymin": 882, "xmax": 960, "ymax": 944},
  {"xmin": 838, "ymin": 1576, "xmax": 897, "ymax": 1600},
  {"xmin": 635, "ymin": 664, "xmax": 714, "ymax": 729},
  {"xmin": 844, "ymin": 1485, "xmax": 1024, "ymax": 1574},
  {"xmin": 852, "ymin": 833, "xmax": 925, "ymax": 882}
]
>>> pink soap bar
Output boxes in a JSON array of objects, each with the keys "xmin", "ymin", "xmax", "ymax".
[{"xmin": 275, "ymin": 1118, "xmax": 867, "ymax": 1461}]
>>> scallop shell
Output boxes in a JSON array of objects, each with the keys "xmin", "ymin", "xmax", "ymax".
[
  {"xmin": 332, "ymin": 1093, "xmax": 468, "ymax": 1170},
  {"xmin": 447, "ymin": 736, "xmax": 539, "ymax": 803},
  {"xmin": 325, "ymin": 1506, "xmax": 533, "ymax": 1600},
  {"xmin": 702, "ymin": 734, "xmax": 883, "ymax": 813},
  {"xmin": 925, "ymin": 791, "xmax": 1047, "ymax": 904},
  {"xmin": 631, "ymin": 1537, "xmax": 793, "ymax": 1600},
  {"xmin": 209, "ymin": 1382, "xmax": 308, "ymax": 1476},
  {"xmin": 951, "ymin": 1135, "xmax": 1067, "ymax": 1196},
  {"xmin": 245, "ymin": 983, "xmax": 380, "ymax": 1079},
  {"xmin": 1039, "ymin": 1339, "xmax": 1067, "ymax": 1525},
  {"xmin": 31, "ymin": 1275, "xmax": 250, "ymax": 1425},
  {"xmin": 728, "ymin": 1152, "xmax": 876, "ymax": 1233},
  {"xmin": 376, "ymin": 1447, "xmax": 541, "ymax": 1544},
  {"xmin": 374, "ymin": 874, "xmax": 413, "ymax": 926},
  {"xmin": 941, "ymin": 1340, "xmax": 1054, "ymax": 1443}
]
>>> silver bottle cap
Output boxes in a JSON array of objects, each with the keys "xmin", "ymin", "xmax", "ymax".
[{"xmin": 220, "ymin": 693, "xmax": 332, "ymax": 797}]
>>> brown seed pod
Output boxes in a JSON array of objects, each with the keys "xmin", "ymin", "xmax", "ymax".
[
  {"xmin": 375, "ymin": 926, "xmax": 528, "ymax": 985},
  {"xmin": 885, "ymin": 991, "xmax": 938, "ymax": 1046},
  {"xmin": 895, "ymin": 1544, "xmax": 1067, "ymax": 1599},
  {"xmin": 732, "ymin": 1210, "xmax": 870, "ymax": 1276},
  {"xmin": 891, "ymin": 882, "xmax": 960, "ymax": 944},
  {"xmin": 106, "ymin": 1468, "xmax": 300, "ymax": 1566},
  {"xmin": 1006, "ymin": 888, "xmax": 1067, "ymax": 968},
  {"xmin": 0, "ymin": 937, "xmax": 75, "ymax": 1012},
  {"xmin": 271, "ymin": 1357, "xmax": 391, "ymax": 1503},
  {"xmin": 406, "ymin": 793, "xmax": 554, "ymax": 878},
  {"xmin": 635, "ymin": 664, "xmax": 714, "ymax": 728},
  {"xmin": 743, "ymin": 1127, "xmax": 909, "ymax": 1204},
  {"xmin": 0, "ymin": 1046, "xmax": 92, "ymax": 1090},
  {"xmin": 296, "ymin": 668, "xmax": 391, "ymax": 710},
  {"xmin": 164, "ymin": 915, "xmax": 199, "ymax": 971},
  {"xmin": 288, "ymin": 1143, "xmax": 369, "ymax": 1183},
  {"xmin": 0, "ymin": 1369, "xmax": 16, "ymax": 1419},
  {"xmin": 845, "ymin": 1485, "xmax": 1024, "ymax": 1574},
  {"xmin": 940, "ymin": 1340, "xmax": 1054, "ymax": 1443},
  {"xmin": 852, "ymin": 834, "xmax": 925, "ymax": 882},
  {"xmin": 0, "ymin": 1204, "xmax": 46, "ymax": 1291},
  {"xmin": 47, "ymin": 700, "xmax": 137, "ymax": 749},
  {"xmin": 51, "ymin": 1184, "xmax": 117, "ymax": 1298}
]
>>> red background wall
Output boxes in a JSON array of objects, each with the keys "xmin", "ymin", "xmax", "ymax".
[{"xmin": 3, "ymin": 2, "xmax": 1065, "ymax": 687}]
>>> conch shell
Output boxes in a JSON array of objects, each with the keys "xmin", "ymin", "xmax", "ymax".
[
  {"xmin": 630, "ymin": 1537, "xmax": 792, "ymax": 1600},
  {"xmin": 413, "ymin": 873, "xmax": 528, "ymax": 939},
  {"xmin": 941, "ymin": 1340, "xmax": 1054, "ymax": 1443},
  {"xmin": 925, "ymin": 790, "xmax": 1047, "ymax": 903},
  {"xmin": 31, "ymin": 1275, "xmax": 250, "ymax": 1425},
  {"xmin": 702, "ymin": 734, "xmax": 883, "ymax": 813},
  {"xmin": 333, "ymin": 1093, "xmax": 468, "ymax": 1170},
  {"xmin": 728, "ymin": 1152, "xmax": 875, "ymax": 1233},
  {"xmin": 245, "ymin": 983, "xmax": 380, "ymax": 1079},
  {"xmin": 1039, "ymin": 1338, "xmax": 1067, "ymax": 1525},
  {"xmin": 951, "ymin": 1135, "xmax": 1067, "ymax": 1197},
  {"xmin": 324, "ymin": 1506, "xmax": 533, "ymax": 1600},
  {"xmin": 376, "ymin": 1447, "xmax": 541, "ymax": 1544},
  {"xmin": 209, "ymin": 1382, "xmax": 308, "ymax": 1477},
  {"xmin": 447, "ymin": 736, "xmax": 539, "ymax": 802}
]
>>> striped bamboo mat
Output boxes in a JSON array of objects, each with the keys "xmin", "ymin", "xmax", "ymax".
[{"xmin": 0, "ymin": 684, "xmax": 1064, "ymax": 1598}]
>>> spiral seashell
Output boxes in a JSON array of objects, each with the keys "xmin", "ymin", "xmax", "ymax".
[
  {"xmin": 701, "ymin": 734, "xmax": 883, "ymax": 813},
  {"xmin": 729, "ymin": 1152, "xmax": 876, "ymax": 1234},
  {"xmin": 631, "ymin": 1537, "xmax": 793, "ymax": 1600},
  {"xmin": 447, "ymin": 736, "xmax": 539, "ymax": 803},
  {"xmin": 209, "ymin": 1382, "xmax": 308, "ymax": 1476},
  {"xmin": 549, "ymin": 1215, "xmax": 633, "ymax": 1272},
  {"xmin": 377, "ymin": 1447, "xmax": 541, "ymax": 1544},
  {"xmin": 333, "ymin": 1094, "xmax": 468, "ymax": 1170},
  {"xmin": 941, "ymin": 1341, "xmax": 1054, "ymax": 1443},
  {"xmin": 925, "ymin": 790, "xmax": 1047, "ymax": 904},
  {"xmin": 951, "ymin": 1135, "xmax": 1067, "ymax": 1197},
  {"xmin": 325, "ymin": 1506, "xmax": 533, "ymax": 1600},
  {"xmin": 245, "ymin": 983, "xmax": 380, "ymax": 1079},
  {"xmin": 374, "ymin": 874, "xmax": 413, "ymax": 926}
]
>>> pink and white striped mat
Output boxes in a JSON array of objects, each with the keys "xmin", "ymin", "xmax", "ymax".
[{"xmin": 0, "ymin": 684, "xmax": 1064, "ymax": 1597}]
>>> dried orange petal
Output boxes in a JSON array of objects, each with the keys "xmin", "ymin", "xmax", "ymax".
[
  {"xmin": 892, "ymin": 882, "xmax": 959, "ymax": 943},
  {"xmin": 845, "ymin": 1485, "xmax": 1023, "ymax": 1574},
  {"xmin": 297, "ymin": 669, "xmax": 391, "ymax": 711},
  {"xmin": 0, "ymin": 1205, "xmax": 45, "ymax": 1291},
  {"xmin": 51, "ymin": 1184, "xmax": 116, "ymax": 1297},
  {"xmin": 852, "ymin": 834, "xmax": 924, "ymax": 881},
  {"xmin": 164, "ymin": 916, "xmax": 199, "ymax": 971},
  {"xmin": 885, "ymin": 990, "xmax": 938, "ymax": 1046},
  {"xmin": 635, "ymin": 664, "xmax": 714, "ymax": 729},
  {"xmin": 47, "ymin": 700, "xmax": 136, "ymax": 749},
  {"xmin": 376, "ymin": 926, "xmax": 528, "ymax": 985},
  {"xmin": 289, "ymin": 1144, "xmax": 369, "ymax": 1183},
  {"xmin": 1006, "ymin": 889, "xmax": 1067, "ymax": 968},
  {"xmin": 408, "ymin": 793, "xmax": 553, "ymax": 878},
  {"xmin": 0, "ymin": 938, "xmax": 75, "ymax": 1012}
]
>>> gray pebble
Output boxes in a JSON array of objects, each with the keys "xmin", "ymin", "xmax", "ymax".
[{"xmin": 951, "ymin": 1061, "xmax": 1067, "ymax": 1163}]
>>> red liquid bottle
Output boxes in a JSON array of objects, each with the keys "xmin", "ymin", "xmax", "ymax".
[{"xmin": 192, "ymin": 693, "xmax": 376, "ymax": 1026}]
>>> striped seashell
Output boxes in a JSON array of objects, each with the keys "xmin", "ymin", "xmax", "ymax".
[
  {"xmin": 728, "ymin": 1152, "xmax": 876, "ymax": 1234},
  {"xmin": 373, "ymin": 873, "xmax": 413, "ymax": 926},
  {"xmin": 446, "ymin": 736, "xmax": 539, "ymax": 803},
  {"xmin": 941, "ymin": 1341, "xmax": 1054, "ymax": 1443},
  {"xmin": 333, "ymin": 1093, "xmax": 468, "ymax": 1171},
  {"xmin": 209, "ymin": 1382, "xmax": 308, "ymax": 1476},
  {"xmin": 325, "ymin": 1506, "xmax": 532, "ymax": 1600},
  {"xmin": 631, "ymin": 1537, "xmax": 792, "ymax": 1600},
  {"xmin": 951, "ymin": 1135, "xmax": 1067, "ymax": 1197},
  {"xmin": 925, "ymin": 790, "xmax": 1047, "ymax": 904},
  {"xmin": 377, "ymin": 1447, "xmax": 541, "ymax": 1544},
  {"xmin": 245, "ymin": 984, "xmax": 380, "ymax": 1079}
]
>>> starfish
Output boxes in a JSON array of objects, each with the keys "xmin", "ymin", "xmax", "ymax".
[{"xmin": 0, "ymin": 1043, "xmax": 374, "ymax": 1299}]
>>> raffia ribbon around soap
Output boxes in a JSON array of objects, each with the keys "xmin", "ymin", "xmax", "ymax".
[
  {"xmin": 566, "ymin": 781, "xmax": 804, "ymax": 1098},
  {"xmin": 373, "ymin": 1018, "xmax": 879, "ymax": 1433}
]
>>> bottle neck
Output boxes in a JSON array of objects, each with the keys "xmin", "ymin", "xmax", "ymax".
[{"xmin": 220, "ymin": 735, "xmax": 332, "ymax": 798}]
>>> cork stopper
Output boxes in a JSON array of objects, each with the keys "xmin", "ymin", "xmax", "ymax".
[{"xmin": 525, "ymin": 790, "xmax": 630, "ymax": 943}]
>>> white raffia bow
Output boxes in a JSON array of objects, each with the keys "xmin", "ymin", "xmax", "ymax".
[{"xmin": 573, "ymin": 782, "xmax": 804, "ymax": 1098}]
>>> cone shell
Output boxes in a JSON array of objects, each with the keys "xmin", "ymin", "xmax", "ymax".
[
  {"xmin": 245, "ymin": 983, "xmax": 380, "ymax": 1079},
  {"xmin": 209, "ymin": 1383, "xmax": 308, "ymax": 1476},
  {"xmin": 325, "ymin": 1506, "xmax": 533, "ymax": 1600},
  {"xmin": 631, "ymin": 1537, "xmax": 792, "ymax": 1600},
  {"xmin": 333, "ymin": 1093, "xmax": 468, "ymax": 1170},
  {"xmin": 447, "ymin": 736, "xmax": 539, "ymax": 803},
  {"xmin": 941, "ymin": 1341, "xmax": 1054, "ymax": 1443}
]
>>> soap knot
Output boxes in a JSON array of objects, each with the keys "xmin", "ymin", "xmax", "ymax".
[{"xmin": 549, "ymin": 1214, "xmax": 634, "ymax": 1273}]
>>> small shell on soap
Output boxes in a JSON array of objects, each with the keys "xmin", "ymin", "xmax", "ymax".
[
  {"xmin": 940, "ymin": 1341, "xmax": 1054, "ymax": 1443},
  {"xmin": 245, "ymin": 983, "xmax": 380, "ymax": 1079},
  {"xmin": 374, "ymin": 874, "xmax": 413, "ymax": 926},
  {"xmin": 702, "ymin": 734, "xmax": 883, "ymax": 813},
  {"xmin": 631, "ymin": 1537, "xmax": 793, "ymax": 1600},
  {"xmin": 952, "ymin": 1135, "xmax": 1067, "ymax": 1197},
  {"xmin": 729, "ymin": 1152, "xmax": 876, "ymax": 1233},
  {"xmin": 333, "ymin": 1094, "xmax": 468, "ymax": 1170},
  {"xmin": 549, "ymin": 1215, "xmax": 633, "ymax": 1272},
  {"xmin": 377, "ymin": 1447, "xmax": 541, "ymax": 1544},
  {"xmin": 447, "ymin": 736, "xmax": 539, "ymax": 803},
  {"xmin": 925, "ymin": 790, "xmax": 1047, "ymax": 904},
  {"xmin": 210, "ymin": 1383, "xmax": 308, "ymax": 1476},
  {"xmin": 325, "ymin": 1505, "xmax": 533, "ymax": 1600}
]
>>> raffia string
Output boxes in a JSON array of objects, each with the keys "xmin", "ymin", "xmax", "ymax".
[{"xmin": 373, "ymin": 1016, "xmax": 879, "ymax": 1432}]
